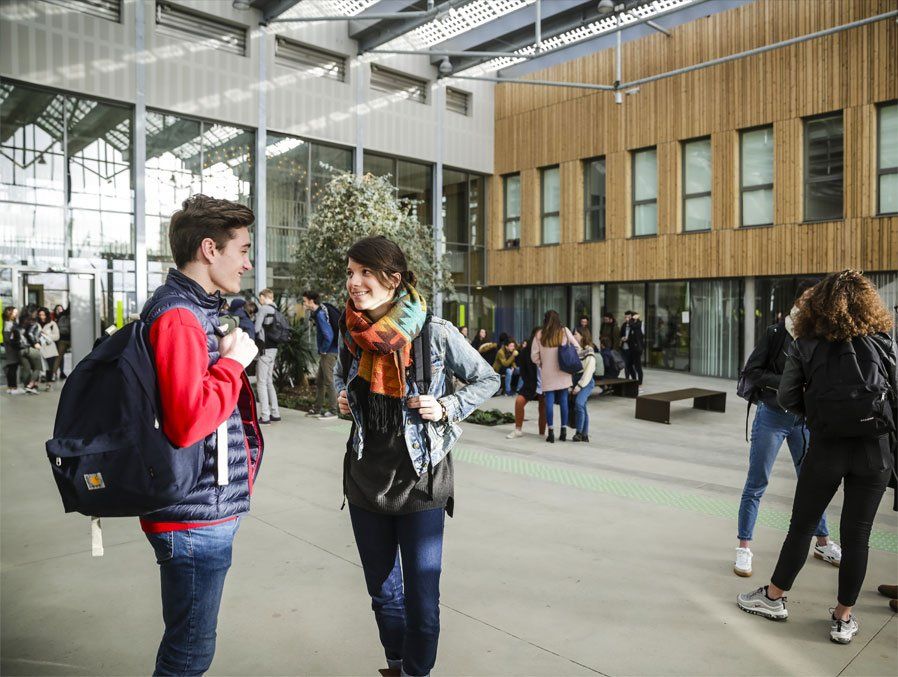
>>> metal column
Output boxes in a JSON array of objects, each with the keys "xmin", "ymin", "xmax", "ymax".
[
  {"xmin": 432, "ymin": 85, "xmax": 445, "ymax": 314},
  {"xmin": 255, "ymin": 28, "xmax": 268, "ymax": 296},
  {"xmin": 743, "ymin": 277, "xmax": 756, "ymax": 365},
  {"xmin": 354, "ymin": 58, "xmax": 365, "ymax": 175},
  {"xmin": 134, "ymin": 0, "xmax": 148, "ymax": 307}
]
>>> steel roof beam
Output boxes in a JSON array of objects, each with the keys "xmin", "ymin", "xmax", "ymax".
[
  {"xmin": 355, "ymin": 0, "xmax": 474, "ymax": 53},
  {"xmin": 349, "ymin": 0, "xmax": 426, "ymax": 41},
  {"xmin": 256, "ymin": 0, "xmax": 300, "ymax": 24}
]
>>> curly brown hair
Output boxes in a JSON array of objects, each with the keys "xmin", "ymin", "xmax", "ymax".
[{"xmin": 792, "ymin": 270, "xmax": 893, "ymax": 342}]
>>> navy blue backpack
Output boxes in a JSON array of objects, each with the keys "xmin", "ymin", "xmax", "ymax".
[{"xmin": 46, "ymin": 321, "xmax": 205, "ymax": 517}]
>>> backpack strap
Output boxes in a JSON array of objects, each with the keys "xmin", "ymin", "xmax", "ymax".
[{"xmin": 412, "ymin": 313, "xmax": 433, "ymax": 394}]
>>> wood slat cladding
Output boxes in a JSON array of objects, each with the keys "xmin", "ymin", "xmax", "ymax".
[{"xmin": 488, "ymin": 0, "xmax": 898, "ymax": 287}]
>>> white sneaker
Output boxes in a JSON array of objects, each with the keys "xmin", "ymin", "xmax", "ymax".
[
  {"xmin": 505, "ymin": 429, "xmax": 523, "ymax": 439},
  {"xmin": 734, "ymin": 547, "xmax": 753, "ymax": 577},
  {"xmin": 829, "ymin": 611, "xmax": 859, "ymax": 644},
  {"xmin": 814, "ymin": 541, "xmax": 842, "ymax": 567},
  {"xmin": 6, "ymin": 388, "xmax": 25, "ymax": 395}
]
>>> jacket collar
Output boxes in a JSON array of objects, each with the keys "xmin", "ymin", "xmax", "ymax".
[{"xmin": 165, "ymin": 268, "xmax": 222, "ymax": 313}]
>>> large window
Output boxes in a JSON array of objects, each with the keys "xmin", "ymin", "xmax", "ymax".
[
  {"xmin": 632, "ymin": 148, "xmax": 658, "ymax": 236},
  {"xmin": 740, "ymin": 126, "xmax": 774, "ymax": 226},
  {"xmin": 682, "ymin": 137, "xmax": 711, "ymax": 232},
  {"xmin": 540, "ymin": 166, "xmax": 560, "ymax": 245},
  {"xmin": 363, "ymin": 154, "xmax": 432, "ymax": 225},
  {"xmin": 503, "ymin": 174, "xmax": 520, "ymax": 248},
  {"xmin": 804, "ymin": 112, "xmax": 844, "ymax": 221},
  {"xmin": 145, "ymin": 111, "xmax": 254, "ymax": 291},
  {"xmin": 584, "ymin": 157, "xmax": 606, "ymax": 241},
  {"xmin": 266, "ymin": 133, "xmax": 352, "ymax": 290},
  {"xmin": 879, "ymin": 102, "xmax": 898, "ymax": 215}
]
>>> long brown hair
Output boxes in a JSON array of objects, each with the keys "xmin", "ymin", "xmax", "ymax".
[
  {"xmin": 347, "ymin": 236, "xmax": 417, "ymax": 294},
  {"xmin": 540, "ymin": 309, "xmax": 564, "ymax": 347},
  {"xmin": 793, "ymin": 269, "xmax": 893, "ymax": 342},
  {"xmin": 575, "ymin": 326, "xmax": 593, "ymax": 349}
]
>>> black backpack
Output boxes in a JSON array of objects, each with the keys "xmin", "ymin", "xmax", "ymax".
[
  {"xmin": 45, "ymin": 321, "xmax": 206, "ymax": 517},
  {"xmin": 738, "ymin": 324, "xmax": 788, "ymax": 403},
  {"xmin": 803, "ymin": 337, "xmax": 895, "ymax": 440},
  {"xmin": 264, "ymin": 309, "xmax": 292, "ymax": 345}
]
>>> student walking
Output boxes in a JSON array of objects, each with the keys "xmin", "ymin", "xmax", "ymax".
[
  {"xmin": 334, "ymin": 236, "xmax": 498, "ymax": 677},
  {"xmin": 3, "ymin": 306, "xmax": 23, "ymax": 394},
  {"xmin": 506, "ymin": 327, "xmax": 546, "ymax": 439},
  {"xmin": 139, "ymin": 195, "xmax": 262, "ymax": 675},
  {"xmin": 254, "ymin": 288, "xmax": 282, "ymax": 424},
  {"xmin": 36, "ymin": 307, "xmax": 60, "ymax": 384},
  {"xmin": 571, "ymin": 327, "xmax": 600, "ymax": 442},
  {"xmin": 302, "ymin": 290, "xmax": 339, "ymax": 419},
  {"xmin": 531, "ymin": 310, "xmax": 579, "ymax": 443},
  {"xmin": 620, "ymin": 310, "xmax": 645, "ymax": 385},
  {"xmin": 734, "ymin": 279, "xmax": 839, "ymax": 577},
  {"xmin": 738, "ymin": 270, "xmax": 897, "ymax": 645}
]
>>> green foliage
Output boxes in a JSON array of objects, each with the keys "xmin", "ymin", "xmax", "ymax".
[
  {"xmin": 290, "ymin": 171, "xmax": 454, "ymax": 305},
  {"xmin": 466, "ymin": 408, "xmax": 516, "ymax": 426},
  {"xmin": 274, "ymin": 311, "xmax": 318, "ymax": 390}
]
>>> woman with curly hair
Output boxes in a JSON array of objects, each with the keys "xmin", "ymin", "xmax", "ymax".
[{"xmin": 738, "ymin": 270, "xmax": 897, "ymax": 645}]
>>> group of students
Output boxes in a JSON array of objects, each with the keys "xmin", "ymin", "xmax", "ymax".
[
  {"xmin": 733, "ymin": 272, "xmax": 897, "ymax": 644},
  {"xmin": 3, "ymin": 303, "xmax": 70, "ymax": 394}
]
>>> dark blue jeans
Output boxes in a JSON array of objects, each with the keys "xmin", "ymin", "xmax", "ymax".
[
  {"xmin": 737, "ymin": 403, "xmax": 828, "ymax": 541},
  {"xmin": 573, "ymin": 380, "xmax": 595, "ymax": 434},
  {"xmin": 349, "ymin": 504, "xmax": 445, "ymax": 677},
  {"xmin": 145, "ymin": 519, "xmax": 240, "ymax": 676},
  {"xmin": 543, "ymin": 389, "xmax": 570, "ymax": 429}
]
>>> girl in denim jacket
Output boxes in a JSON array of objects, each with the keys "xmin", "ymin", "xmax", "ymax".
[{"xmin": 334, "ymin": 236, "xmax": 499, "ymax": 677}]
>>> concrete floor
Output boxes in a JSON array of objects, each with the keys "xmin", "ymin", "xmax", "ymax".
[{"xmin": 1, "ymin": 368, "xmax": 896, "ymax": 676}]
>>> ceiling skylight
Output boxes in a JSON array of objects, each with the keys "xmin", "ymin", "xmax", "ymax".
[{"xmin": 458, "ymin": 0, "xmax": 697, "ymax": 76}]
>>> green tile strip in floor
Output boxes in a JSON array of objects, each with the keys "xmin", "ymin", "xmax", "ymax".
[
  {"xmin": 321, "ymin": 419, "xmax": 897, "ymax": 553},
  {"xmin": 450, "ymin": 446, "xmax": 898, "ymax": 555}
]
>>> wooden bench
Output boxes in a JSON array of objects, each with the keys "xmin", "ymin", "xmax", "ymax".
[
  {"xmin": 592, "ymin": 376, "xmax": 640, "ymax": 398},
  {"xmin": 635, "ymin": 388, "xmax": 727, "ymax": 424}
]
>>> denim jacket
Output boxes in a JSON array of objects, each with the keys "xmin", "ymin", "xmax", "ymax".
[{"xmin": 334, "ymin": 316, "xmax": 500, "ymax": 475}]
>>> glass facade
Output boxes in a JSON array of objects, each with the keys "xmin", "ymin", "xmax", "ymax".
[
  {"xmin": 690, "ymin": 279, "xmax": 742, "ymax": 379},
  {"xmin": 646, "ymin": 281, "xmax": 690, "ymax": 370},
  {"xmin": 804, "ymin": 112, "xmax": 844, "ymax": 221},
  {"xmin": 503, "ymin": 173, "xmax": 520, "ymax": 248},
  {"xmin": 741, "ymin": 126, "xmax": 774, "ymax": 226},
  {"xmin": 266, "ymin": 133, "xmax": 352, "ymax": 292},
  {"xmin": 1, "ymin": 81, "xmax": 135, "ymax": 324},
  {"xmin": 632, "ymin": 148, "xmax": 658, "ymax": 236},
  {"xmin": 145, "ymin": 111, "xmax": 254, "ymax": 292},
  {"xmin": 584, "ymin": 158, "xmax": 606, "ymax": 241},
  {"xmin": 363, "ymin": 153, "xmax": 432, "ymax": 226},
  {"xmin": 682, "ymin": 138, "xmax": 711, "ymax": 232}
]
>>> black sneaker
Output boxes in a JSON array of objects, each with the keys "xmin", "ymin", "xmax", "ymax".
[
  {"xmin": 270, "ymin": 416, "xmax": 281, "ymax": 422},
  {"xmin": 559, "ymin": 427, "xmax": 567, "ymax": 442},
  {"xmin": 259, "ymin": 418, "xmax": 271, "ymax": 425},
  {"xmin": 546, "ymin": 429, "xmax": 555, "ymax": 443},
  {"xmin": 571, "ymin": 432, "xmax": 583, "ymax": 442},
  {"xmin": 581, "ymin": 434, "xmax": 590, "ymax": 443}
]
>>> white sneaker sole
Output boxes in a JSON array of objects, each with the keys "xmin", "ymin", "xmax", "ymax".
[
  {"xmin": 830, "ymin": 628, "xmax": 858, "ymax": 644},
  {"xmin": 737, "ymin": 600, "xmax": 788, "ymax": 621},
  {"xmin": 814, "ymin": 552, "xmax": 841, "ymax": 568},
  {"xmin": 734, "ymin": 567, "xmax": 753, "ymax": 578}
]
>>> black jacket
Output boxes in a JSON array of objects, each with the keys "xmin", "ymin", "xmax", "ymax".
[
  {"xmin": 621, "ymin": 319, "xmax": 645, "ymax": 352},
  {"xmin": 517, "ymin": 343, "xmax": 540, "ymax": 401},
  {"xmin": 743, "ymin": 321, "xmax": 791, "ymax": 410},
  {"xmin": 779, "ymin": 332, "xmax": 898, "ymax": 509}
]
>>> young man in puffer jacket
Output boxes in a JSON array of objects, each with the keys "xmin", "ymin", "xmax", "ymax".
[{"xmin": 140, "ymin": 195, "xmax": 262, "ymax": 676}]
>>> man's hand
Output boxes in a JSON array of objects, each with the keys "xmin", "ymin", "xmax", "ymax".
[
  {"xmin": 219, "ymin": 328, "xmax": 258, "ymax": 368},
  {"xmin": 572, "ymin": 385, "xmax": 581, "ymax": 395},
  {"xmin": 338, "ymin": 389, "xmax": 350, "ymax": 415},
  {"xmin": 407, "ymin": 394, "xmax": 444, "ymax": 422}
]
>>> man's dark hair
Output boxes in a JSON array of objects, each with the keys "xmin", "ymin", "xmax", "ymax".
[
  {"xmin": 302, "ymin": 290, "xmax": 320, "ymax": 303},
  {"xmin": 168, "ymin": 194, "xmax": 254, "ymax": 269},
  {"xmin": 624, "ymin": 310, "xmax": 633, "ymax": 316}
]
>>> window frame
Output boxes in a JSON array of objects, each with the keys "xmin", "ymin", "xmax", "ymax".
[
  {"xmin": 502, "ymin": 173, "xmax": 521, "ymax": 249},
  {"xmin": 369, "ymin": 64, "xmax": 428, "ymax": 105},
  {"xmin": 803, "ymin": 110, "xmax": 844, "ymax": 223},
  {"xmin": 739, "ymin": 125, "xmax": 775, "ymax": 227},
  {"xmin": 877, "ymin": 101, "xmax": 898, "ymax": 216},
  {"xmin": 583, "ymin": 156, "xmax": 606, "ymax": 242},
  {"xmin": 631, "ymin": 146, "xmax": 658, "ymax": 237},
  {"xmin": 540, "ymin": 165, "xmax": 561, "ymax": 245},
  {"xmin": 681, "ymin": 136, "xmax": 712, "ymax": 232}
]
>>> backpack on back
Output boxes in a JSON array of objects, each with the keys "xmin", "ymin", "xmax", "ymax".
[
  {"xmin": 322, "ymin": 303, "xmax": 342, "ymax": 351},
  {"xmin": 45, "ymin": 320, "xmax": 206, "ymax": 517},
  {"xmin": 264, "ymin": 309, "xmax": 293, "ymax": 345},
  {"xmin": 803, "ymin": 338, "xmax": 895, "ymax": 440},
  {"xmin": 738, "ymin": 324, "xmax": 788, "ymax": 403}
]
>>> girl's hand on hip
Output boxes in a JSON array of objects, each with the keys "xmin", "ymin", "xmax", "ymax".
[{"xmin": 407, "ymin": 394, "xmax": 444, "ymax": 421}]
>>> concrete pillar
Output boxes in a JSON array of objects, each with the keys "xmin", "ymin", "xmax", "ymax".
[{"xmin": 743, "ymin": 276, "xmax": 756, "ymax": 364}]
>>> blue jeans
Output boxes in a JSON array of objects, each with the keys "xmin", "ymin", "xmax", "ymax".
[
  {"xmin": 502, "ymin": 367, "xmax": 519, "ymax": 396},
  {"xmin": 349, "ymin": 504, "xmax": 445, "ymax": 677},
  {"xmin": 573, "ymin": 380, "xmax": 595, "ymax": 434},
  {"xmin": 544, "ymin": 389, "xmax": 570, "ymax": 429},
  {"xmin": 737, "ymin": 404, "xmax": 829, "ymax": 542},
  {"xmin": 145, "ymin": 519, "xmax": 240, "ymax": 676}
]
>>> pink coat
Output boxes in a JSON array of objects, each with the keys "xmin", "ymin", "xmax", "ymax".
[{"xmin": 531, "ymin": 327, "xmax": 580, "ymax": 392}]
